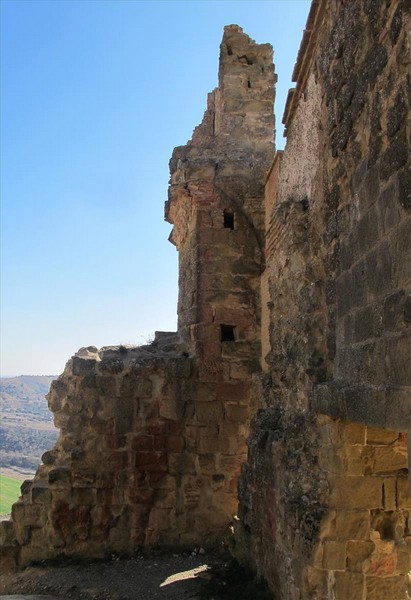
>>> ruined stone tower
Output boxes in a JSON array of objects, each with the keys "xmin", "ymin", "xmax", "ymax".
[
  {"xmin": 167, "ymin": 24, "xmax": 274, "ymax": 356},
  {"xmin": 0, "ymin": 25, "xmax": 275, "ymax": 568}
]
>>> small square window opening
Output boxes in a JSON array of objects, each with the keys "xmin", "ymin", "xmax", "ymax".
[
  {"xmin": 220, "ymin": 324, "xmax": 236, "ymax": 342},
  {"xmin": 223, "ymin": 211, "xmax": 234, "ymax": 230}
]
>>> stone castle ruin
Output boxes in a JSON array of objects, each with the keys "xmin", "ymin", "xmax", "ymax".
[{"xmin": 1, "ymin": 1, "xmax": 410, "ymax": 598}]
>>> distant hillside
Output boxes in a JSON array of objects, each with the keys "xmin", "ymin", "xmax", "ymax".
[{"xmin": 0, "ymin": 375, "xmax": 59, "ymax": 475}]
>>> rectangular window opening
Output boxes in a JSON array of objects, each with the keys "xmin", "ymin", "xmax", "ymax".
[
  {"xmin": 220, "ymin": 324, "xmax": 236, "ymax": 342},
  {"xmin": 223, "ymin": 211, "xmax": 234, "ymax": 230}
]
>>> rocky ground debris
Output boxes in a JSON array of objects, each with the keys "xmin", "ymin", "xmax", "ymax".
[{"xmin": 0, "ymin": 549, "xmax": 272, "ymax": 600}]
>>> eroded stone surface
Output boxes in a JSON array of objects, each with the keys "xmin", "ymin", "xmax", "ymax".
[{"xmin": 235, "ymin": 1, "xmax": 411, "ymax": 599}]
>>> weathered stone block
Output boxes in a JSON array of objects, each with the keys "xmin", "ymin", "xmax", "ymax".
[
  {"xmin": 31, "ymin": 483, "xmax": 51, "ymax": 505},
  {"xmin": 365, "ymin": 574, "xmax": 407, "ymax": 600},
  {"xmin": 334, "ymin": 510, "xmax": 371, "ymax": 540},
  {"xmin": 367, "ymin": 427, "xmax": 400, "ymax": 445},
  {"xmin": 198, "ymin": 453, "xmax": 217, "ymax": 473},
  {"xmin": 131, "ymin": 435, "xmax": 153, "ymax": 451},
  {"xmin": 47, "ymin": 466, "xmax": 71, "ymax": 488},
  {"xmin": 71, "ymin": 467, "xmax": 95, "ymax": 487},
  {"xmin": 94, "ymin": 471, "xmax": 115, "ymax": 488},
  {"xmin": 20, "ymin": 479, "xmax": 32, "ymax": 498},
  {"xmin": 166, "ymin": 419, "xmax": 182, "ymax": 435},
  {"xmin": 346, "ymin": 540, "xmax": 375, "ymax": 572},
  {"xmin": 383, "ymin": 477, "xmax": 397, "ymax": 511},
  {"xmin": 145, "ymin": 419, "xmax": 167, "ymax": 436},
  {"xmin": 158, "ymin": 390, "xmax": 182, "ymax": 420},
  {"xmin": 344, "ymin": 423, "xmax": 366, "ymax": 445},
  {"xmin": 333, "ymin": 571, "xmax": 365, "ymax": 600},
  {"xmin": 193, "ymin": 383, "xmax": 217, "ymax": 403},
  {"xmin": 219, "ymin": 421, "xmax": 241, "ymax": 437},
  {"xmin": 134, "ymin": 451, "xmax": 167, "ymax": 473},
  {"xmin": 0, "ymin": 521, "xmax": 16, "ymax": 546},
  {"xmin": 72, "ymin": 356, "xmax": 97, "ymax": 376},
  {"xmin": 13, "ymin": 522, "xmax": 31, "ymax": 546},
  {"xmin": 373, "ymin": 446, "xmax": 407, "ymax": 474},
  {"xmin": 23, "ymin": 504, "xmax": 47, "ymax": 528},
  {"xmin": 166, "ymin": 435, "xmax": 185, "ymax": 452},
  {"xmin": 114, "ymin": 393, "xmax": 135, "ymax": 421},
  {"xmin": 396, "ymin": 544, "xmax": 410, "ymax": 574},
  {"xmin": 72, "ymin": 487, "xmax": 97, "ymax": 506},
  {"xmin": 127, "ymin": 486, "xmax": 154, "ymax": 504},
  {"xmin": 115, "ymin": 416, "xmax": 133, "ymax": 435},
  {"xmin": 303, "ymin": 566, "xmax": 329, "ymax": 599},
  {"xmin": 229, "ymin": 361, "xmax": 252, "ymax": 380},
  {"xmin": 225, "ymin": 404, "xmax": 249, "ymax": 422},
  {"xmin": 41, "ymin": 449, "xmax": 58, "ymax": 466},
  {"xmin": 168, "ymin": 452, "xmax": 196, "ymax": 475},
  {"xmin": 0, "ymin": 551, "xmax": 17, "ymax": 572},
  {"xmin": 322, "ymin": 540, "xmax": 346, "ymax": 570},
  {"xmin": 397, "ymin": 477, "xmax": 411, "ymax": 509},
  {"xmin": 217, "ymin": 381, "xmax": 251, "ymax": 402},
  {"xmin": 343, "ymin": 445, "xmax": 374, "ymax": 476},
  {"xmin": 198, "ymin": 435, "xmax": 220, "ymax": 453},
  {"xmin": 51, "ymin": 488, "xmax": 73, "ymax": 504},
  {"xmin": 329, "ymin": 477, "xmax": 383, "ymax": 509},
  {"xmin": 195, "ymin": 400, "xmax": 223, "ymax": 423}
]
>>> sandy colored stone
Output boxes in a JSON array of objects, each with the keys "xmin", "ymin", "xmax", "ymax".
[
  {"xmin": 346, "ymin": 540, "xmax": 375, "ymax": 572},
  {"xmin": 367, "ymin": 427, "xmax": 400, "ymax": 445},
  {"xmin": 322, "ymin": 540, "xmax": 346, "ymax": 570},
  {"xmin": 365, "ymin": 575, "xmax": 407, "ymax": 600},
  {"xmin": 345, "ymin": 423, "xmax": 366, "ymax": 445},
  {"xmin": 373, "ymin": 446, "xmax": 408, "ymax": 474},
  {"xmin": 383, "ymin": 477, "xmax": 397, "ymax": 511},
  {"xmin": 329, "ymin": 477, "xmax": 384, "ymax": 510},
  {"xmin": 333, "ymin": 572, "xmax": 364, "ymax": 600}
]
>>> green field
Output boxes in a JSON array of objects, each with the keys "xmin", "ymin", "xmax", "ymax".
[{"xmin": 0, "ymin": 474, "xmax": 23, "ymax": 515}]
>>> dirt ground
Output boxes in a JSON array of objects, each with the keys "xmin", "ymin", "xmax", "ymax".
[{"xmin": 0, "ymin": 548, "xmax": 272, "ymax": 600}]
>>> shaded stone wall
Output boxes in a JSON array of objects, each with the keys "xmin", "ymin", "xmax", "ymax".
[
  {"xmin": 312, "ymin": 0, "xmax": 411, "ymax": 433},
  {"xmin": 235, "ymin": 1, "xmax": 411, "ymax": 598}
]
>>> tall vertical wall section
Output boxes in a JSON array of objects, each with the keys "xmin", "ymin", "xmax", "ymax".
[{"xmin": 235, "ymin": 1, "xmax": 411, "ymax": 599}]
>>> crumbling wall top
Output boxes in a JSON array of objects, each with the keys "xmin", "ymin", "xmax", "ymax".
[
  {"xmin": 165, "ymin": 25, "xmax": 275, "ymax": 229},
  {"xmin": 282, "ymin": 0, "xmax": 325, "ymax": 135}
]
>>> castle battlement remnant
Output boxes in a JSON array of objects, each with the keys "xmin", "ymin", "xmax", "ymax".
[{"xmin": 0, "ymin": 24, "xmax": 275, "ymax": 570}]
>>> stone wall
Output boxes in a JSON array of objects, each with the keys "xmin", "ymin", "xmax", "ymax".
[
  {"xmin": 235, "ymin": 0, "xmax": 411, "ymax": 598},
  {"xmin": 1, "ymin": 4, "xmax": 409, "ymax": 598},
  {"xmin": 312, "ymin": 0, "xmax": 411, "ymax": 432}
]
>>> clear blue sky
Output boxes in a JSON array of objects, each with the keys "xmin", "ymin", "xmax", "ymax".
[{"xmin": 1, "ymin": 0, "xmax": 310, "ymax": 376}]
